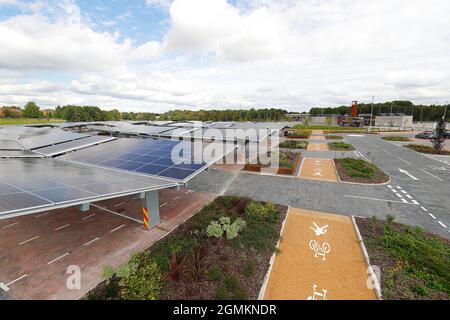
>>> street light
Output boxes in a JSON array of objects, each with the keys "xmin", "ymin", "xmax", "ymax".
[
  {"xmin": 444, "ymin": 101, "xmax": 448, "ymax": 120},
  {"xmin": 368, "ymin": 96, "xmax": 375, "ymax": 133}
]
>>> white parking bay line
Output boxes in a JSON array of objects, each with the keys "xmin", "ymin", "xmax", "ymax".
[
  {"xmin": 18, "ymin": 236, "xmax": 39, "ymax": 246},
  {"xmin": 428, "ymin": 213, "xmax": 436, "ymax": 219},
  {"xmin": 411, "ymin": 200, "xmax": 420, "ymax": 205},
  {"xmin": 173, "ymin": 196, "xmax": 181, "ymax": 200},
  {"xmin": 1, "ymin": 221, "xmax": 20, "ymax": 229},
  {"xmin": 160, "ymin": 202, "xmax": 168, "ymax": 208},
  {"xmin": 113, "ymin": 201, "xmax": 126, "ymax": 208},
  {"xmin": 420, "ymin": 169, "xmax": 444, "ymax": 181},
  {"xmin": 54, "ymin": 224, "xmax": 70, "ymax": 231},
  {"xmin": 397, "ymin": 157, "xmax": 411, "ymax": 165},
  {"xmin": 344, "ymin": 195, "xmax": 408, "ymax": 204},
  {"xmin": 438, "ymin": 221, "xmax": 447, "ymax": 228},
  {"xmin": 6, "ymin": 274, "xmax": 28, "ymax": 286},
  {"xmin": 81, "ymin": 214, "xmax": 96, "ymax": 220},
  {"xmin": 35, "ymin": 212, "xmax": 49, "ymax": 218},
  {"xmin": 47, "ymin": 252, "xmax": 70, "ymax": 265},
  {"xmin": 110, "ymin": 224, "xmax": 126, "ymax": 233},
  {"xmin": 84, "ymin": 237, "xmax": 100, "ymax": 246},
  {"xmin": 420, "ymin": 206, "xmax": 428, "ymax": 212}
]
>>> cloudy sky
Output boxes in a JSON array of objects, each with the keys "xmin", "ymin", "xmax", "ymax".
[{"xmin": 0, "ymin": 0, "xmax": 449, "ymax": 113}]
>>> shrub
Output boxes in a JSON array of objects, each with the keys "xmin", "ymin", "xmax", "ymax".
[
  {"xmin": 245, "ymin": 202, "xmax": 279, "ymax": 222},
  {"xmin": 206, "ymin": 217, "xmax": 246, "ymax": 240},
  {"xmin": 102, "ymin": 265, "xmax": 115, "ymax": 284},
  {"xmin": 382, "ymin": 136, "xmax": 411, "ymax": 142},
  {"xmin": 329, "ymin": 142, "xmax": 354, "ymax": 150},
  {"xmin": 120, "ymin": 262, "xmax": 163, "ymax": 300},
  {"xmin": 187, "ymin": 231, "xmax": 210, "ymax": 281},
  {"xmin": 207, "ymin": 220, "xmax": 224, "ymax": 238},
  {"xmin": 243, "ymin": 261, "xmax": 256, "ymax": 278},
  {"xmin": 215, "ymin": 285, "xmax": 228, "ymax": 300},
  {"xmin": 168, "ymin": 251, "xmax": 185, "ymax": 281},
  {"xmin": 207, "ymin": 266, "xmax": 223, "ymax": 282}
]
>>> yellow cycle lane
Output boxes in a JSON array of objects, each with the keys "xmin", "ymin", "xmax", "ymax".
[{"xmin": 263, "ymin": 208, "xmax": 377, "ymax": 300}]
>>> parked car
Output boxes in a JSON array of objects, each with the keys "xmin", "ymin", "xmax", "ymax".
[{"xmin": 415, "ymin": 132, "xmax": 436, "ymax": 139}]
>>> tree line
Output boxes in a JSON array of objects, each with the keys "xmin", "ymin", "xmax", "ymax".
[
  {"xmin": 308, "ymin": 101, "xmax": 448, "ymax": 121},
  {"xmin": 1, "ymin": 100, "xmax": 447, "ymax": 123}
]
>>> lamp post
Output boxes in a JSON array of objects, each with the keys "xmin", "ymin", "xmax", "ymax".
[
  {"xmin": 444, "ymin": 101, "xmax": 448, "ymax": 120},
  {"xmin": 368, "ymin": 96, "xmax": 374, "ymax": 132}
]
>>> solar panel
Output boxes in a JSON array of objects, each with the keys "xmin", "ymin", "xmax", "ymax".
[
  {"xmin": 0, "ymin": 158, "xmax": 179, "ymax": 218},
  {"xmin": 0, "ymin": 140, "xmax": 23, "ymax": 150},
  {"xmin": 61, "ymin": 138, "xmax": 236, "ymax": 182},
  {"xmin": 33, "ymin": 135, "xmax": 116, "ymax": 156},
  {"xmin": 0, "ymin": 150, "xmax": 42, "ymax": 158},
  {"xmin": 17, "ymin": 130, "xmax": 90, "ymax": 150}
]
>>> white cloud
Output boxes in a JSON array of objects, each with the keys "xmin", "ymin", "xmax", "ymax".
[{"xmin": 1, "ymin": 0, "xmax": 450, "ymax": 111}]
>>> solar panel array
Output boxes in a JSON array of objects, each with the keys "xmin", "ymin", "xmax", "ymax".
[
  {"xmin": 62, "ymin": 138, "xmax": 235, "ymax": 181},
  {"xmin": 33, "ymin": 135, "xmax": 116, "ymax": 156},
  {"xmin": 0, "ymin": 158, "xmax": 178, "ymax": 217}
]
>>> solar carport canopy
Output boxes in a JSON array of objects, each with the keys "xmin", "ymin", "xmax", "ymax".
[
  {"xmin": 0, "ymin": 158, "xmax": 178, "ymax": 219},
  {"xmin": 61, "ymin": 138, "xmax": 237, "ymax": 182}
]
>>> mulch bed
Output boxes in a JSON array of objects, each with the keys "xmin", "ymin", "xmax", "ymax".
[
  {"xmin": 355, "ymin": 217, "xmax": 450, "ymax": 300},
  {"xmin": 333, "ymin": 159, "xmax": 390, "ymax": 184}
]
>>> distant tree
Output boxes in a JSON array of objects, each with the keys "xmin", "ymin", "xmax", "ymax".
[
  {"xmin": 431, "ymin": 118, "xmax": 447, "ymax": 152},
  {"xmin": 22, "ymin": 101, "xmax": 43, "ymax": 118}
]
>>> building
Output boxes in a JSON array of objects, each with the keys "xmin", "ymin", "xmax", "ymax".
[
  {"xmin": 285, "ymin": 113, "xmax": 310, "ymax": 122},
  {"xmin": 374, "ymin": 114, "xmax": 413, "ymax": 129}
]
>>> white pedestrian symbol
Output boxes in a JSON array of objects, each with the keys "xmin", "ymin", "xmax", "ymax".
[
  {"xmin": 307, "ymin": 284, "xmax": 328, "ymax": 300},
  {"xmin": 309, "ymin": 240, "xmax": 331, "ymax": 261},
  {"xmin": 310, "ymin": 222, "xmax": 328, "ymax": 236}
]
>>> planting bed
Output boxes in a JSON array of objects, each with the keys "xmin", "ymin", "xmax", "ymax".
[
  {"xmin": 356, "ymin": 216, "xmax": 450, "ymax": 300},
  {"xmin": 405, "ymin": 144, "xmax": 450, "ymax": 155},
  {"xmin": 87, "ymin": 196, "xmax": 288, "ymax": 300},
  {"xmin": 334, "ymin": 158, "xmax": 389, "ymax": 184}
]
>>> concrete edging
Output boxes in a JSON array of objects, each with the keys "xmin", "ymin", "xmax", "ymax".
[
  {"xmin": 257, "ymin": 207, "xmax": 291, "ymax": 300},
  {"xmin": 351, "ymin": 215, "xmax": 382, "ymax": 300}
]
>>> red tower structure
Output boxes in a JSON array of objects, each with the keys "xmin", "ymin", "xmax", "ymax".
[{"xmin": 351, "ymin": 101, "xmax": 358, "ymax": 117}]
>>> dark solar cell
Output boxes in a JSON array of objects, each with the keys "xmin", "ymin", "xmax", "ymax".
[
  {"xmin": 8, "ymin": 176, "xmax": 67, "ymax": 191},
  {"xmin": 0, "ymin": 182, "xmax": 22, "ymax": 195},
  {"xmin": 152, "ymin": 157, "xmax": 175, "ymax": 166},
  {"xmin": 116, "ymin": 161, "xmax": 146, "ymax": 171},
  {"xmin": 133, "ymin": 155, "xmax": 160, "ymax": 163},
  {"xmin": 159, "ymin": 167, "xmax": 196, "ymax": 180},
  {"xmin": 99, "ymin": 159, "xmax": 125, "ymax": 167},
  {"xmin": 33, "ymin": 187, "xmax": 97, "ymax": 203},
  {"xmin": 136, "ymin": 164, "xmax": 168, "ymax": 175},
  {"xmin": 0, "ymin": 192, "xmax": 51, "ymax": 212},
  {"xmin": 75, "ymin": 182, "xmax": 130, "ymax": 195}
]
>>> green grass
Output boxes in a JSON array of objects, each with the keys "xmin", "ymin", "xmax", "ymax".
[
  {"xmin": 382, "ymin": 136, "xmax": 412, "ymax": 142},
  {"xmin": 328, "ymin": 141, "xmax": 355, "ymax": 151},
  {"xmin": 0, "ymin": 118, "xmax": 65, "ymax": 125},
  {"xmin": 405, "ymin": 144, "xmax": 450, "ymax": 155},
  {"xmin": 338, "ymin": 158, "xmax": 376, "ymax": 178},
  {"xmin": 364, "ymin": 217, "xmax": 450, "ymax": 299},
  {"xmin": 279, "ymin": 140, "xmax": 308, "ymax": 149}
]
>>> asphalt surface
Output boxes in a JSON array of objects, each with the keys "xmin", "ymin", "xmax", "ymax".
[{"xmin": 190, "ymin": 134, "xmax": 450, "ymax": 239}]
